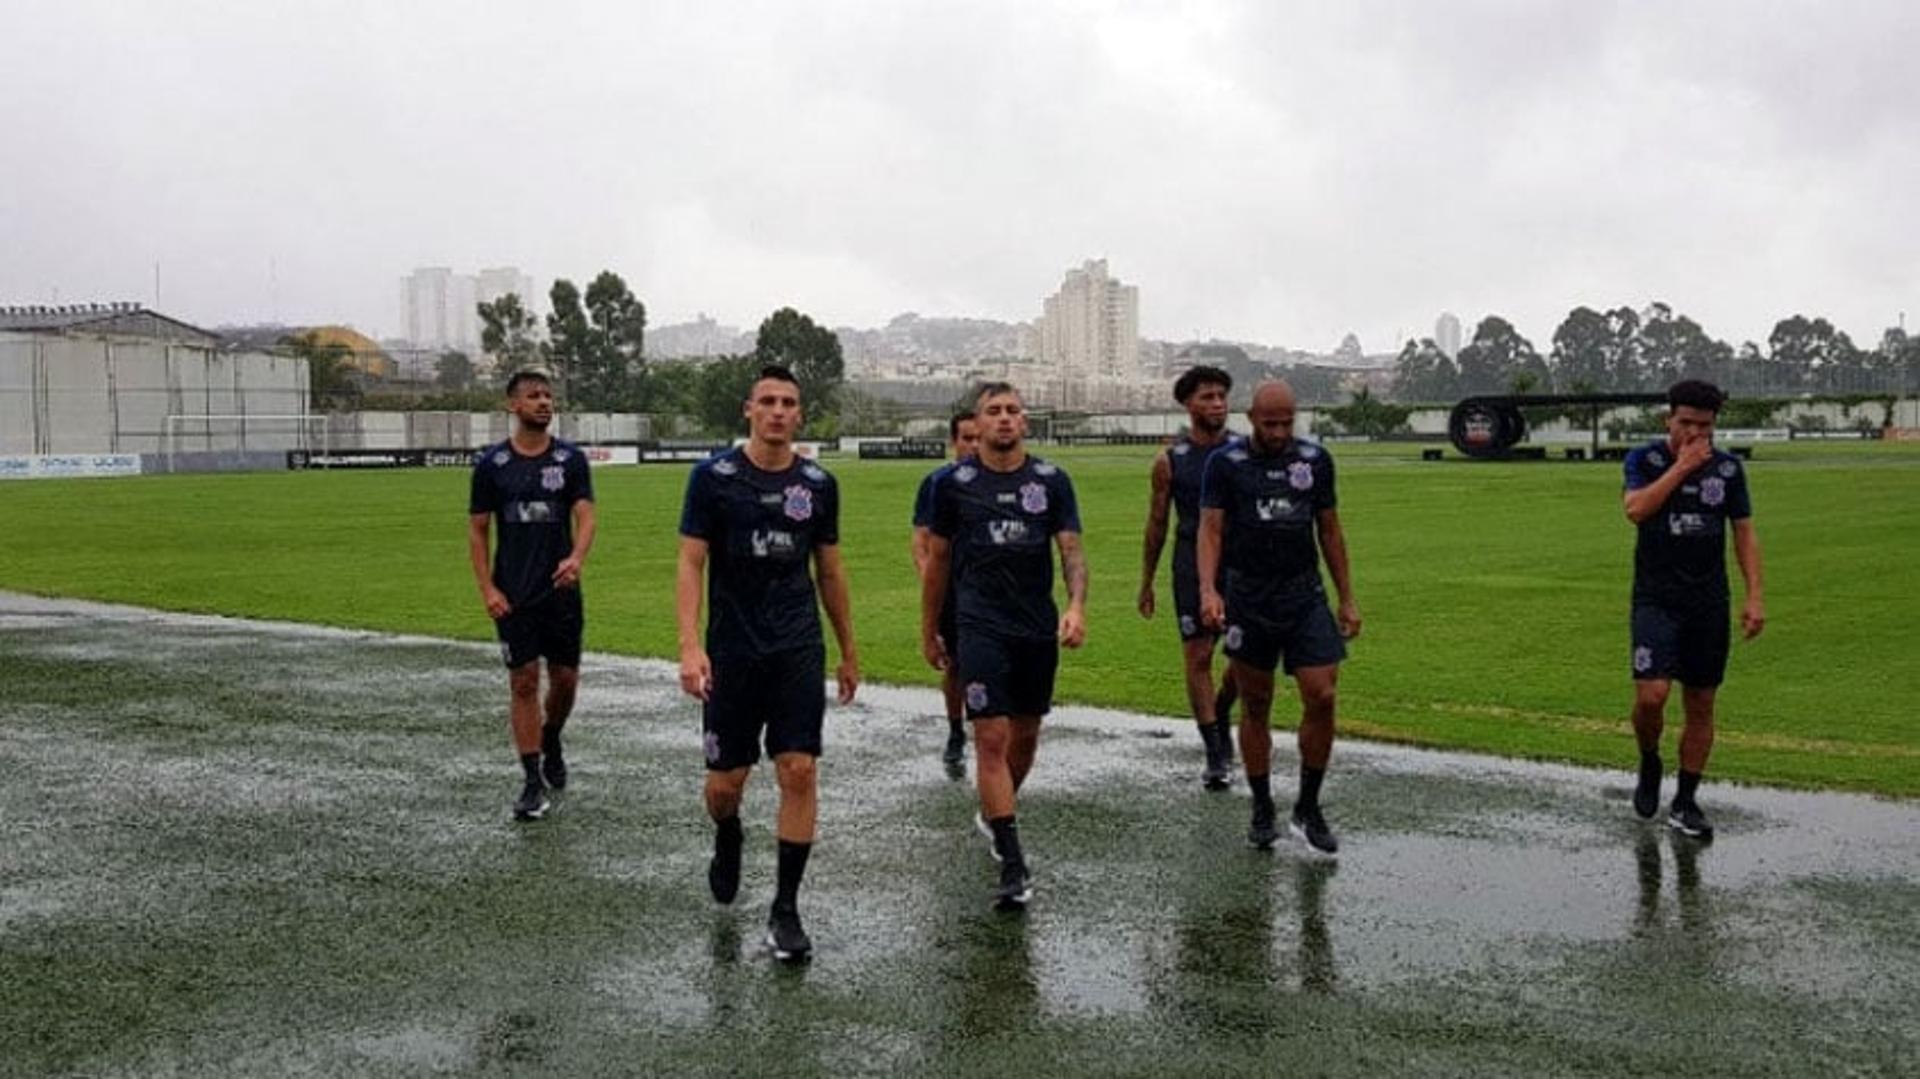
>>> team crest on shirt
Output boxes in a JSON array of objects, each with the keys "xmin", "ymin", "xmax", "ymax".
[
  {"xmin": 1227, "ymin": 448, "xmax": 1249, "ymax": 463},
  {"xmin": 783, "ymin": 484, "xmax": 813, "ymax": 521},
  {"xmin": 1700, "ymin": 477, "xmax": 1726, "ymax": 507},
  {"xmin": 1020, "ymin": 482, "xmax": 1048, "ymax": 514},
  {"xmin": 1288, "ymin": 461, "xmax": 1314, "ymax": 491},
  {"xmin": 953, "ymin": 465, "xmax": 978, "ymax": 484},
  {"xmin": 966, "ymin": 682, "xmax": 989, "ymax": 711},
  {"xmin": 1633, "ymin": 646, "xmax": 1653, "ymax": 674},
  {"xmin": 1718, "ymin": 460, "xmax": 1737, "ymax": 478},
  {"xmin": 540, "ymin": 466, "xmax": 565, "ymax": 491}
]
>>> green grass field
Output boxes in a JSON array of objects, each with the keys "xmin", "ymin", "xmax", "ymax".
[{"xmin": 3, "ymin": 440, "xmax": 1917, "ymax": 795}]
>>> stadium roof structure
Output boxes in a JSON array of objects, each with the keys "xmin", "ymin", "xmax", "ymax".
[{"xmin": 0, "ymin": 302, "xmax": 221, "ymax": 345}]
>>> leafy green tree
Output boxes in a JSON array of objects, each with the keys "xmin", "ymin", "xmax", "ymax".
[
  {"xmin": 1389, "ymin": 338, "xmax": 1459, "ymax": 402},
  {"xmin": 1638, "ymin": 303, "xmax": 1733, "ymax": 389},
  {"xmin": 477, "ymin": 293, "xmax": 543, "ymax": 382},
  {"xmin": 434, "ymin": 351, "xmax": 474, "ymax": 391},
  {"xmin": 1455, "ymin": 316, "xmax": 1541, "ymax": 396},
  {"xmin": 754, "ymin": 307, "xmax": 844, "ymax": 429},
  {"xmin": 547, "ymin": 272, "xmax": 647, "ymax": 410},
  {"xmin": 1549, "ymin": 306, "xmax": 1639, "ymax": 391},
  {"xmin": 1768, "ymin": 315, "xmax": 1859, "ymax": 393},
  {"xmin": 695, "ymin": 355, "xmax": 762, "ymax": 436},
  {"xmin": 1321, "ymin": 386, "xmax": 1412, "ymax": 437},
  {"xmin": 285, "ymin": 331, "xmax": 361, "ymax": 411}
]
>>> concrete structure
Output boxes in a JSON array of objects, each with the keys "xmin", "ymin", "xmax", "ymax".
[
  {"xmin": 0, "ymin": 303, "xmax": 220, "ymax": 347},
  {"xmin": 401, "ymin": 266, "xmax": 534, "ymax": 353},
  {"xmin": 1034, "ymin": 259, "xmax": 1140, "ymax": 382},
  {"xmin": 1436, "ymin": 312, "xmax": 1463, "ymax": 358}
]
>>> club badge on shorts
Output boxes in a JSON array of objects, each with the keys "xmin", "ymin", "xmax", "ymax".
[
  {"xmin": 1633, "ymin": 645, "xmax": 1653, "ymax": 674},
  {"xmin": 1020, "ymin": 482, "xmax": 1048, "ymax": 514},
  {"xmin": 966, "ymin": 682, "xmax": 989, "ymax": 712},
  {"xmin": 783, "ymin": 484, "xmax": 814, "ymax": 521}
]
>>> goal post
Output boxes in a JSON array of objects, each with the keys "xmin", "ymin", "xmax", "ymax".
[{"xmin": 162, "ymin": 413, "xmax": 330, "ymax": 473}]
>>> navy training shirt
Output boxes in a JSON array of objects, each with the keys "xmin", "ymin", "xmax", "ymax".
[
  {"xmin": 468, "ymin": 438, "xmax": 594, "ymax": 607},
  {"xmin": 1168, "ymin": 432, "xmax": 1242, "ymax": 550},
  {"xmin": 679, "ymin": 447, "xmax": 840, "ymax": 659},
  {"xmin": 930, "ymin": 454, "xmax": 1081, "ymax": 641},
  {"xmin": 1199, "ymin": 437, "xmax": 1336, "ymax": 612},
  {"xmin": 1624, "ymin": 440, "xmax": 1752, "ymax": 609}
]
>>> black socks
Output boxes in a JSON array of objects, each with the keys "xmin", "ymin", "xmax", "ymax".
[
  {"xmin": 987, "ymin": 815, "xmax": 1025, "ymax": 867},
  {"xmin": 519, "ymin": 753, "xmax": 541, "ymax": 784},
  {"xmin": 1676, "ymin": 769, "xmax": 1702, "ymax": 808},
  {"xmin": 1297, "ymin": 765, "xmax": 1326, "ymax": 812},
  {"xmin": 775, "ymin": 839, "xmax": 812, "ymax": 911}
]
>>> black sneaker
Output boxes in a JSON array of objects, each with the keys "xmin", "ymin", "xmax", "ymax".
[
  {"xmin": 974, "ymin": 811, "xmax": 1002, "ymax": 863},
  {"xmin": 1668, "ymin": 801, "xmax": 1714, "ymax": 842},
  {"xmin": 1248, "ymin": 800, "xmax": 1278, "ymax": 850},
  {"xmin": 1632, "ymin": 755, "xmax": 1661, "ymax": 820},
  {"xmin": 765, "ymin": 905, "xmax": 812, "ymax": 962},
  {"xmin": 540, "ymin": 730, "xmax": 568, "ymax": 791},
  {"xmin": 1290, "ymin": 806, "xmax": 1339, "ymax": 857},
  {"xmin": 512, "ymin": 780, "xmax": 549, "ymax": 821},
  {"xmin": 993, "ymin": 858, "xmax": 1032, "ymax": 911},
  {"xmin": 1201, "ymin": 724, "xmax": 1231, "ymax": 791},
  {"xmin": 942, "ymin": 728, "xmax": 967, "ymax": 768},
  {"xmin": 708, "ymin": 827, "xmax": 743, "ymax": 905}
]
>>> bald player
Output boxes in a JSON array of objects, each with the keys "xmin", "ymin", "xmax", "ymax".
[{"xmin": 1198, "ymin": 382, "xmax": 1360, "ymax": 856}]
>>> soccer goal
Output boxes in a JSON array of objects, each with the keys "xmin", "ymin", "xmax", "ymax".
[{"xmin": 162, "ymin": 413, "xmax": 330, "ymax": 473}]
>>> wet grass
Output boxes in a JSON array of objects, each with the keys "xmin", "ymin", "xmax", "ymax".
[
  {"xmin": 1, "ymin": 440, "xmax": 1916, "ymax": 795},
  {"xmin": 3, "ymin": 604, "xmax": 1917, "ymax": 1076}
]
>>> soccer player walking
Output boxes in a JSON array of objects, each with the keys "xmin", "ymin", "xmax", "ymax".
[
  {"xmin": 1139, "ymin": 365, "xmax": 1242, "ymax": 789},
  {"xmin": 1622, "ymin": 380, "xmax": 1765, "ymax": 841},
  {"xmin": 1199, "ymin": 381, "xmax": 1359, "ymax": 856},
  {"xmin": 467, "ymin": 368, "xmax": 596, "ymax": 821},
  {"xmin": 912, "ymin": 410, "xmax": 982, "ymax": 772},
  {"xmin": 677, "ymin": 365, "xmax": 859, "ymax": 962},
  {"xmin": 921, "ymin": 382, "xmax": 1087, "ymax": 910}
]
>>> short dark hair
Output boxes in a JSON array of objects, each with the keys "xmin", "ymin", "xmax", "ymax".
[
  {"xmin": 1173, "ymin": 365, "xmax": 1232, "ymax": 404},
  {"xmin": 1668, "ymin": 380, "xmax": 1726, "ymax": 413},
  {"xmin": 948, "ymin": 410, "xmax": 977, "ymax": 441},
  {"xmin": 505, "ymin": 368, "xmax": 551, "ymax": 396},
  {"xmin": 751, "ymin": 364, "xmax": 801, "ymax": 394},
  {"xmin": 974, "ymin": 381, "xmax": 1019, "ymax": 407}
]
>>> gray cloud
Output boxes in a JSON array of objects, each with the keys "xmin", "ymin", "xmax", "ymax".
[{"xmin": 1, "ymin": 0, "xmax": 1912, "ymax": 353}]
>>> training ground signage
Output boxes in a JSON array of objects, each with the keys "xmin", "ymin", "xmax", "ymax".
[
  {"xmin": 287, "ymin": 450, "xmax": 473, "ymax": 470},
  {"xmin": 1448, "ymin": 393, "xmax": 1667, "ymax": 459},
  {"xmin": 858, "ymin": 439, "xmax": 946, "ymax": 460},
  {"xmin": 0, "ymin": 453, "xmax": 143, "ymax": 480}
]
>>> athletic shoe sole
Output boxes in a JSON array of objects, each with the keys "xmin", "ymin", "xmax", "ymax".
[
  {"xmin": 1202, "ymin": 770, "xmax": 1231, "ymax": 792},
  {"xmin": 512, "ymin": 798, "xmax": 550, "ymax": 821},
  {"xmin": 763, "ymin": 932, "xmax": 812, "ymax": 963},
  {"xmin": 1289, "ymin": 819, "xmax": 1339, "ymax": 858},
  {"xmin": 1667, "ymin": 814, "xmax": 1714, "ymax": 841},
  {"xmin": 993, "ymin": 885, "xmax": 1033, "ymax": 912}
]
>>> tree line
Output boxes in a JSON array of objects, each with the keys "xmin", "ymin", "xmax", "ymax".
[{"xmin": 1391, "ymin": 305, "xmax": 1920, "ymax": 402}]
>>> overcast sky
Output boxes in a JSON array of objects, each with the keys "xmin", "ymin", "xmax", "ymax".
[{"xmin": 2, "ymin": 0, "xmax": 1914, "ymax": 353}]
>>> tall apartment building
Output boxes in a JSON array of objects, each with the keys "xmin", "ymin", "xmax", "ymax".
[
  {"xmin": 1034, "ymin": 259, "xmax": 1139, "ymax": 379},
  {"xmin": 400, "ymin": 266, "xmax": 534, "ymax": 352},
  {"xmin": 1435, "ymin": 311, "xmax": 1463, "ymax": 358}
]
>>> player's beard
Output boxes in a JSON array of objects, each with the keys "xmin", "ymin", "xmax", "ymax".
[
  {"xmin": 1193, "ymin": 413, "xmax": 1226, "ymax": 436},
  {"xmin": 518, "ymin": 412, "xmax": 551, "ymax": 432}
]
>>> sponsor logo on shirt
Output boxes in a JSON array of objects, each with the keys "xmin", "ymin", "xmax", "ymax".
[
  {"xmin": 540, "ymin": 465, "xmax": 565, "ymax": 492},
  {"xmin": 988, "ymin": 520, "xmax": 1031, "ymax": 545},
  {"xmin": 1020, "ymin": 482, "xmax": 1048, "ymax": 514},
  {"xmin": 1034, "ymin": 461, "xmax": 1059, "ymax": 476},
  {"xmin": 1648, "ymin": 449, "xmax": 1666, "ymax": 468},
  {"xmin": 783, "ymin": 484, "xmax": 814, "ymax": 521},
  {"xmin": 1299, "ymin": 443, "xmax": 1320, "ymax": 460},
  {"xmin": 1172, "ymin": 442, "xmax": 1190, "ymax": 456},
  {"xmin": 1256, "ymin": 496, "xmax": 1294, "ymax": 521},
  {"xmin": 492, "ymin": 450, "xmax": 510, "ymax": 466},
  {"xmin": 553, "ymin": 449, "xmax": 570, "ymax": 463},
  {"xmin": 1288, "ymin": 461, "xmax": 1314, "ymax": 491},
  {"xmin": 506, "ymin": 500, "xmax": 558, "ymax": 523},
  {"xmin": 1227, "ymin": 449, "xmax": 1249, "ymax": 463},
  {"xmin": 1700, "ymin": 477, "xmax": 1726, "ymax": 507},
  {"xmin": 1668, "ymin": 512, "xmax": 1708, "ymax": 536},
  {"xmin": 750, "ymin": 529, "xmax": 798, "ymax": 557}
]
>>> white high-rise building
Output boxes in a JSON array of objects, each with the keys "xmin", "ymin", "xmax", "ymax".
[
  {"xmin": 1435, "ymin": 312, "xmax": 1463, "ymax": 358},
  {"xmin": 1034, "ymin": 259, "xmax": 1139, "ymax": 379},
  {"xmin": 401, "ymin": 266, "xmax": 535, "ymax": 352}
]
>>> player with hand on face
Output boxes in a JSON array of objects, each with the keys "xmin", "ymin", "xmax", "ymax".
[{"xmin": 1621, "ymin": 380, "xmax": 1764, "ymax": 841}]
